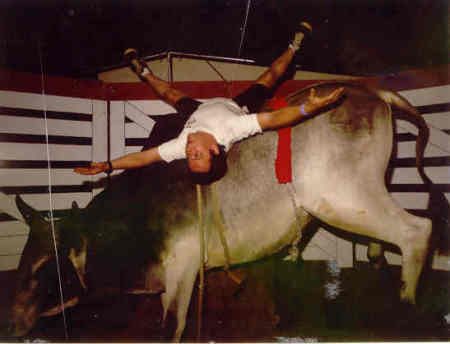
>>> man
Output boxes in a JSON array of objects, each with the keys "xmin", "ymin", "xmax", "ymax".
[{"xmin": 75, "ymin": 22, "xmax": 344, "ymax": 182}]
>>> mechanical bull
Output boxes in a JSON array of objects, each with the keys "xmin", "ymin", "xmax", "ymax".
[{"xmin": 7, "ymin": 82, "xmax": 443, "ymax": 341}]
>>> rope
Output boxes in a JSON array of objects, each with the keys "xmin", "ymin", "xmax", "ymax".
[
  {"xmin": 195, "ymin": 3, "xmax": 252, "ymax": 338},
  {"xmin": 38, "ymin": 40, "xmax": 69, "ymax": 340},
  {"xmin": 285, "ymin": 182, "xmax": 337, "ymax": 261},
  {"xmin": 196, "ymin": 184, "xmax": 205, "ymax": 341},
  {"xmin": 211, "ymin": 184, "xmax": 244, "ymax": 285},
  {"xmin": 211, "ymin": 184, "xmax": 232, "ymax": 269},
  {"xmin": 284, "ymin": 183, "xmax": 303, "ymax": 260}
]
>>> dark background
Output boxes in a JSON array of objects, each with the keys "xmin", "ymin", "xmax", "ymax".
[{"xmin": 0, "ymin": 0, "xmax": 448, "ymax": 78}]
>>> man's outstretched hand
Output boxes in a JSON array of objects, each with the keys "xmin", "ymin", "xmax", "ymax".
[
  {"xmin": 306, "ymin": 87, "xmax": 345, "ymax": 114},
  {"xmin": 74, "ymin": 162, "xmax": 109, "ymax": 175}
]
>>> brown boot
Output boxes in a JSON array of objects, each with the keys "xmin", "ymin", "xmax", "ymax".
[
  {"xmin": 123, "ymin": 48, "xmax": 152, "ymax": 78},
  {"xmin": 289, "ymin": 21, "xmax": 313, "ymax": 52}
]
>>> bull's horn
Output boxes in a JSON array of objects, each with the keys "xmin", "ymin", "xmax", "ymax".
[
  {"xmin": 15, "ymin": 195, "xmax": 44, "ymax": 225},
  {"xmin": 0, "ymin": 192, "xmax": 26, "ymax": 223},
  {"xmin": 40, "ymin": 297, "xmax": 80, "ymax": 317},
  {"xmin": 70, "ymin": 200, "xmax": 81, "ymax": 217},
  {"xmin": 72, "ymin": 201, "xmax": 79, "ymax": 210}
]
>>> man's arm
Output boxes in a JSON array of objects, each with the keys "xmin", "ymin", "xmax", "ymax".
[
  {"xmin": 74, "ymin": 146, "xmax": 162, "ymax": 175},
  {"xmin": 257, "ymin": 87, "xmax": 344, "ymax": 131}
]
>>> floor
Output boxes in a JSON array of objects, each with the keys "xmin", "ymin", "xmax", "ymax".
[{"xmin": 1, "ymin": 258, "xmax": 449, "ymax": 342}]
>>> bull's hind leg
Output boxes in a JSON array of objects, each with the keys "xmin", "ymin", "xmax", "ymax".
[
  {"xmin": 313, "ymin": 190, "xmax": 431, "ymax": 304},
  {"xmin": 397, "ymin": 213, "xmax": 432, "ymax": 303}
]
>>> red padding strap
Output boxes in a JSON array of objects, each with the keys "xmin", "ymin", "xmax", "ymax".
[{"xmin": 267, "ymin": 97, "xmax": 292, "ymax": 184}]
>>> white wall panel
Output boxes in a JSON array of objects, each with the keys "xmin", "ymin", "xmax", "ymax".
[
  {"xmin": 110, "ymin": 101, "xmax": 126, "ymax": 159},
  {"xmin": 19, "ymin": 193, "xmax": 92, "ymax": 211},
  {"xmin": 0, "ymin": 221, "xmax": 29, "ymax": 236},
  {"xmin": 303, "ymin": 229, "xmax": 338, "ymax": 261},
  {"xmin": 395, "ymin": 121, "xmax": 417, "ymax": 134},
  {"xmin": 0, "ymin": 91, "xmax": 93, "ymax": 114},
  {"xmin": 125, "ymin": 122, "xmax": 151, "ymax": 138},
  {"xmin": 0, "ymin": 116, "xmax": 92, "ymax": 137},
  {"xmin": 92, "ymin": 100, "xmax": 107, "ymax": 161},
  {"xmin": 123, "ymin": 101, "xmax": 155, "ymax": 132},
  {"xmin": 0, "ymin": 90, "xmax": 99, "ymax": 270},
  {"xmin": 433, "ymin": 254, "xmax": 450, "ymax": 271},
  {"xmin": 48, "ymin": 144, "xmax": 92, "ymax": 161},
  {"xmin": 0, "ymin": 142, "xmax": 47, "ymax": 160},
  {"xmin": 125, "ymin": 146, "xmax": 143, "ymax": 155},
  {"xmin": 400, "ymin": 85, "xmax": 450, "ymax": 106},
  {"xmin": 337, "ymin": 237, "xmax": 353, "ymax": 268},
  {"xmin": 0, "ymin": 143, "xmax": 91, "ymax": 161},
  {"xmin": 126, "ymin": 100, "xmax": 175, "ymax": 115},
  {"xmin": 424, "ymin": 112, "xmax": 450, "ymax": 129},
  {"xmin": 91, "ymin": 99, "xmax": 108, "ymax": 195},
  {"xmin": 396, "ymin": 141, "xmax": 449, "ymax": 158},
  {"xmin": 396, "ymin": 120, "xmax": 450, "ymax": 153},
  {"xmin": 302, "ymin": 246, "xmax": 333, "ymax": 261},
  {"xmin": 0, "ymin": 254, "xmax": 21, "ymax": 271},
  {"xmin": 0, "ymin": 169, "xmax": 92, "ymax": 186},
  {"xmin": 391, "ymin": 167, "xmax": 450, "ymax": 184},
  {"xmin": 0, "ymin": 235, "xmax": 27, "ymax": 255},
  {"xmin": 391, "ymin": 192, "xmax": 429, "ymax": 209},
  {"xmin": 0, "ymin": 193, "xmax": 26, "ymax": 223}
]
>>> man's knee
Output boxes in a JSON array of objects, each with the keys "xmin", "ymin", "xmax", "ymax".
[{"xmin": 162, "ymin": 88, "xmax": 186, "ymax": 106}]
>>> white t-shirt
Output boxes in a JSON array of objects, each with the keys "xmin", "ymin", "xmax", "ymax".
[{"xmin": 158, "ymin": 98, "xmax": 262, "ymax": 163}]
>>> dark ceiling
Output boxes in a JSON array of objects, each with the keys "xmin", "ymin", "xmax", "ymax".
[{"xmin": 0, "ymin": 0, "xmax": 448, "ymax": 79}]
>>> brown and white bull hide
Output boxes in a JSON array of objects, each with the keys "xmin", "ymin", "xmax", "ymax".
[{"xmin": 8, "ymin": 82, "xmax": 436, "ymax": 342}]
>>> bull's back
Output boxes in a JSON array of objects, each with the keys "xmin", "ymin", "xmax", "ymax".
[
  {"xmin": 207, "ymin": 83, "xmax": 394, "ymax": 265},
  {"xmin": 289, "ymin": 83, "xmax": 394, "ymax": 182}
]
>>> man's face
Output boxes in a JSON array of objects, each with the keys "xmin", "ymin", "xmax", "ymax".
[{"xmin": 186, "ymin": 132, "xmax": 219, "ymax": 173}]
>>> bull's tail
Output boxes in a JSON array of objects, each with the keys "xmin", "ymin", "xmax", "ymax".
[
  {"xmin": 373, "ymin": 89, "xmax": 431, "ymax": 184},
  {"xmin": 374, "ymin": 88, "xmax": 450, "ymax": 254}
]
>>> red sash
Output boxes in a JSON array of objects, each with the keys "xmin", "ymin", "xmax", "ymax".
[{"xmin": 267, "ymin": 97, "xmax": 292, "ymax": 184}]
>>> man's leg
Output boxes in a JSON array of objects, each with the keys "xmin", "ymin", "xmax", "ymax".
[
  {"xmin": 122, "ymin": 49, "xmax": 202, "ymax": 187},
  {"xmin": 124, "ymin": 48, "xmax": 186, "ymax": 107},
  {"xmin": 233, "ymin": 22, "xmax": 312, "ymax": 113},
  {"xmin": 254, "ymin": 21, "xmax": 312, "ymax": 89}
]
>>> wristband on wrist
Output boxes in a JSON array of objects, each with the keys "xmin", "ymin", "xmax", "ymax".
[{"xmin": 300, "ymin": 103, "xmax": 309, "ymax": 116}]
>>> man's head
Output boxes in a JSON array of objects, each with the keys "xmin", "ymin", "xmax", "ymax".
[
  {"xmin": 186, "ymin": 131, "xmax": 220, "ymax": 173},
  {"xmin": 186, "ymin": 131, "xmax": 227, "ymax": 185}
]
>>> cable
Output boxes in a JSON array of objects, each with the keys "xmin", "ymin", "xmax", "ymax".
[
  {"xmin": 230, "ymin": 0, "xmax": 252, "ymax": 96},
  {"xmin": 237, "ymin": 0, "xmax": 252, "ymax": 59},
  {"xmin": 38, "ymin": 40, "xmax": 69, "ymax": 340}
]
